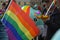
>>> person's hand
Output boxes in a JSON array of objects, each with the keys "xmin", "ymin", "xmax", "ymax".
[
  {"xmin": 34, "ymin": 13, "xmax": 50, "ymax": 21},
  {"xmin": 41, "ymin": 15, "xmax": 50, "ymax": 22}
]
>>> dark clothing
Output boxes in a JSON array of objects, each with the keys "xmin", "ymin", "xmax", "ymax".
[
  {"xmin": 0, "ymin": 20, "xmax": 8, "ymax": 40},
  {"xmin": 43, "ymin": 8, "xmax": 47, "ymax": 14},
  {"xmin": 46, "ymin": 7, "xmax": 60, "ymax": 40},
  {"xmin": 0, "ymin": 0, "xmax": 11, "ymax": 40}
]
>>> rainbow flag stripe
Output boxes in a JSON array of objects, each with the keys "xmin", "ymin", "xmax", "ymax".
[
  {"xmin": 6, "ymin": 27, "xmax": 17, "ymax": 40},
  {"xmin": 2, "ymin": 0, "xmax": 39, "ymax": 40}
]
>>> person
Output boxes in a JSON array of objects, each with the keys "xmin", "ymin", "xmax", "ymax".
[
  {"xmin": 34, "ymin": 1, "xmax": 60, "ymax": 40},
  {"xmin": 0, "ymin": 2, "xmax": 9, "ymax": 40},
  {"xmin": 34, "ymin": 11, "xmax": 48, "ymax": 40},
  {"xmin": 42, "ymin": 3, "xmax": 47, "ymax": 15},
  {"xmin": 43, "ymin": 0, "xmax": 60, "ymax": 39},
  {"xmin": 0, "ymin": 2, "xmax": 6, "ymax": 19},
  {"xmin": 45, "ymin": 4, "xmax": 60, "ymax": 40}
]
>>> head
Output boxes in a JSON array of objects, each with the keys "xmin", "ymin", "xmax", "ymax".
[{"xmin": 2, "ymin": 2, "xmax": 6, "ymax": 9}]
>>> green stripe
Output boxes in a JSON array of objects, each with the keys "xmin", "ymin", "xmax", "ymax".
[
  {"xmin": 6, "ymin": 10, "xmax": 33, "ymax": 39},
  {"xmin": 4, "ymin": 14, "xmax": 28, "ymax": 40}
]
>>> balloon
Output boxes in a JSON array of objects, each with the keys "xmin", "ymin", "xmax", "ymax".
[{"xmin": 22, "ymin": 5, "xmax": 30, "ymax": 13}]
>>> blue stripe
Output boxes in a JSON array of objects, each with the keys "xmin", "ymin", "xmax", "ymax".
[{"xmin": 2, "ymin": 18, "xmax": 22, "ymax": 40}]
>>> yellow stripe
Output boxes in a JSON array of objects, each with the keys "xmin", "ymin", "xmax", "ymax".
[{"xmin": 6, "ymin": 10, "xmax": 33, "ymax": 40}]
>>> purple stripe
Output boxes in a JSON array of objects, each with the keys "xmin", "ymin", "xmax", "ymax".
[{"xmin": 6, "ymin": 27, "xmax": 17, "ymax": 40}]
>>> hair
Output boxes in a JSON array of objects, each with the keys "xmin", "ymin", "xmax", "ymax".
[
  {"xmin": 2, "ymin": 2, "xmax": 6, "ymax": 7},
  {"xmin": 1, "ymin": 1, "xmax": 3, "ymax": 3}
]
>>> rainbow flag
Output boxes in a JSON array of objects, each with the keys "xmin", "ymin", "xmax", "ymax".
[{"xmin": 1, "ymin": 0, "xmax": 39, "ymax": 40}]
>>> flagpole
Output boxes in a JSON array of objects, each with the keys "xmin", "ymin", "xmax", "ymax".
[
  {"xmin": 5, "ymin": 0, "xmax": 12, "ymax": 12},
  {"xmin": 45, "ymin": 0, "xmax": 56, "ymax": 16}
]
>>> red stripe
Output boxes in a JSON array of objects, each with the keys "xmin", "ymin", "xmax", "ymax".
[{"xmin": 8, "ymin": 1, "xmax": 39, "ymax": 35}]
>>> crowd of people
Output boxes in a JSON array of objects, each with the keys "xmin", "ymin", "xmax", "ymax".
[{"xmin": 0, "ymin": 0, "xmax": 60, "ymax": 40}]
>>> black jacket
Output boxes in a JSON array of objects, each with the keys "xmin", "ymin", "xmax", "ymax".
[{"xmin": 46, "ymin": 7, "xmax": 60, "ymax": 40}]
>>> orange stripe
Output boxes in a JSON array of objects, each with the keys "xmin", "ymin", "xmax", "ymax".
[
  {"xmin": 10, "ymin": 8, "xmax": 36, "ymax": 37},
  {"xmin": 9, "ymin": 1, "xmax": 39, "ymax": 36},
  {"xmin": 11, "ymin": 1, "xmax": 39, "ymax": 35},
  {"xmin": 8, "ymin": 2, "xmax": 37, "ymax": 37},
  {"xmin": 14, "ymin": 1, "xmax": 39, "ymax": 35}
]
